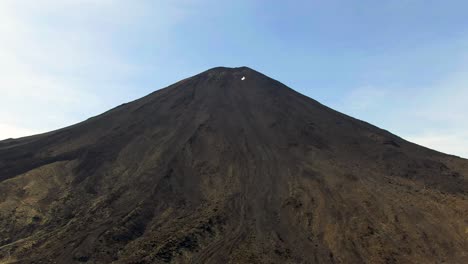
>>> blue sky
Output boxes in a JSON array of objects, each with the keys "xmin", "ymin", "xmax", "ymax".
[{"xmin": 1, "ymin": 0, "xmax": 467, "ymax": 158}]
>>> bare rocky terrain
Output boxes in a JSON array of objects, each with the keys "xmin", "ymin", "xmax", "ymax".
[{"xmin": 0, "ymin": 67, "xmax": 467, "ymax": 263}]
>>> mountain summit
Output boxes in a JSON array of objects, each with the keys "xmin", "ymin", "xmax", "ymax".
[{"xmin": 0, "ymin": 67, "xmax": 467, "ymax": 263}]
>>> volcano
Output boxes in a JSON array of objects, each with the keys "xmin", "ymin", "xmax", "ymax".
[{"xmin": 0, "ymin": 67, "xmax": 467, "ymax": 263}]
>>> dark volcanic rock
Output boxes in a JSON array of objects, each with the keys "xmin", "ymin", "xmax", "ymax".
[{"xmin": 0, "ymin": 67, "xmax": 467, "ymax": 263}]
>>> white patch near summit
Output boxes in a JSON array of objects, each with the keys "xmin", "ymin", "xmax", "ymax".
[{"xmin": 241, "ymin": 76, "xmax": 246, "ymax": 81}]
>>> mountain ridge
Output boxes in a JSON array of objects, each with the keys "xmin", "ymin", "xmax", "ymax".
[{"xmin": 0, "ymin": 67, "xmax": 467, "ymax": 263}]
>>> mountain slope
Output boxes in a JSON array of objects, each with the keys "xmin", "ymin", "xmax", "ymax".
[{"xmin": 0, "ymin": 67, "xmax": 467, "ymax": 264}]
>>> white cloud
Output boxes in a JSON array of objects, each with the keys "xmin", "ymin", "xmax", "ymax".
[
  {"xmin": 344, "ymin": 86, "xmax": 389, "ymax": 111},
  {"xmin": 404, "ymin": 68, "xmax": 468, "ymax": 158},
  {"xmin": 336, "ymin": 59, "xmax": 468, "ymax": 159},
  {"xmin": 0, "ymin": 124, "xmax": 40, "ymax": 140},
  {"xmin": 0, "ymin": 2, "xmax": 105, "ymax": 138},
  {"xmin": 0, "ymin": 1, "xmax": 189, "ymax": 140},
  {"xmin": 407, "ymin": 133, "xmax": 468, "ymax": 158},
  {"xmin": 411, "ymin": 69, "xmax": 468, "ymax": 124}
]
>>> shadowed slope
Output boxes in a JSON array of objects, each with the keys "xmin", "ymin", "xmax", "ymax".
[{"xmin": 0, "ymin": 67, "xmax": 467, "ymax": 263}]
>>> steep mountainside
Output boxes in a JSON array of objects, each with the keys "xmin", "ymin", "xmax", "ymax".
[{"xmin": 0, "ymin": 67, "xmax": 467, "ymax": 263}]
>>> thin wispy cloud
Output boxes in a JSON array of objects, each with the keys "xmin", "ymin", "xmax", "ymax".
[
  {"xmin": 406, "ymin": 63, "xmax": 468, "ymax": 158},
  {"xmin": 0, "ymin": 1, "xmax": 467, "ymax": 159},
  {"xmin": 344, "ymin": 86, "xmax": 389, "ymax": 111},
  {"xmin": 0, "ymin": 0, "xmax": 189, "ymax": 138},
  {"xmin": 334, "ymin": 56, "xmax": 468, "ymax": 158}
]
